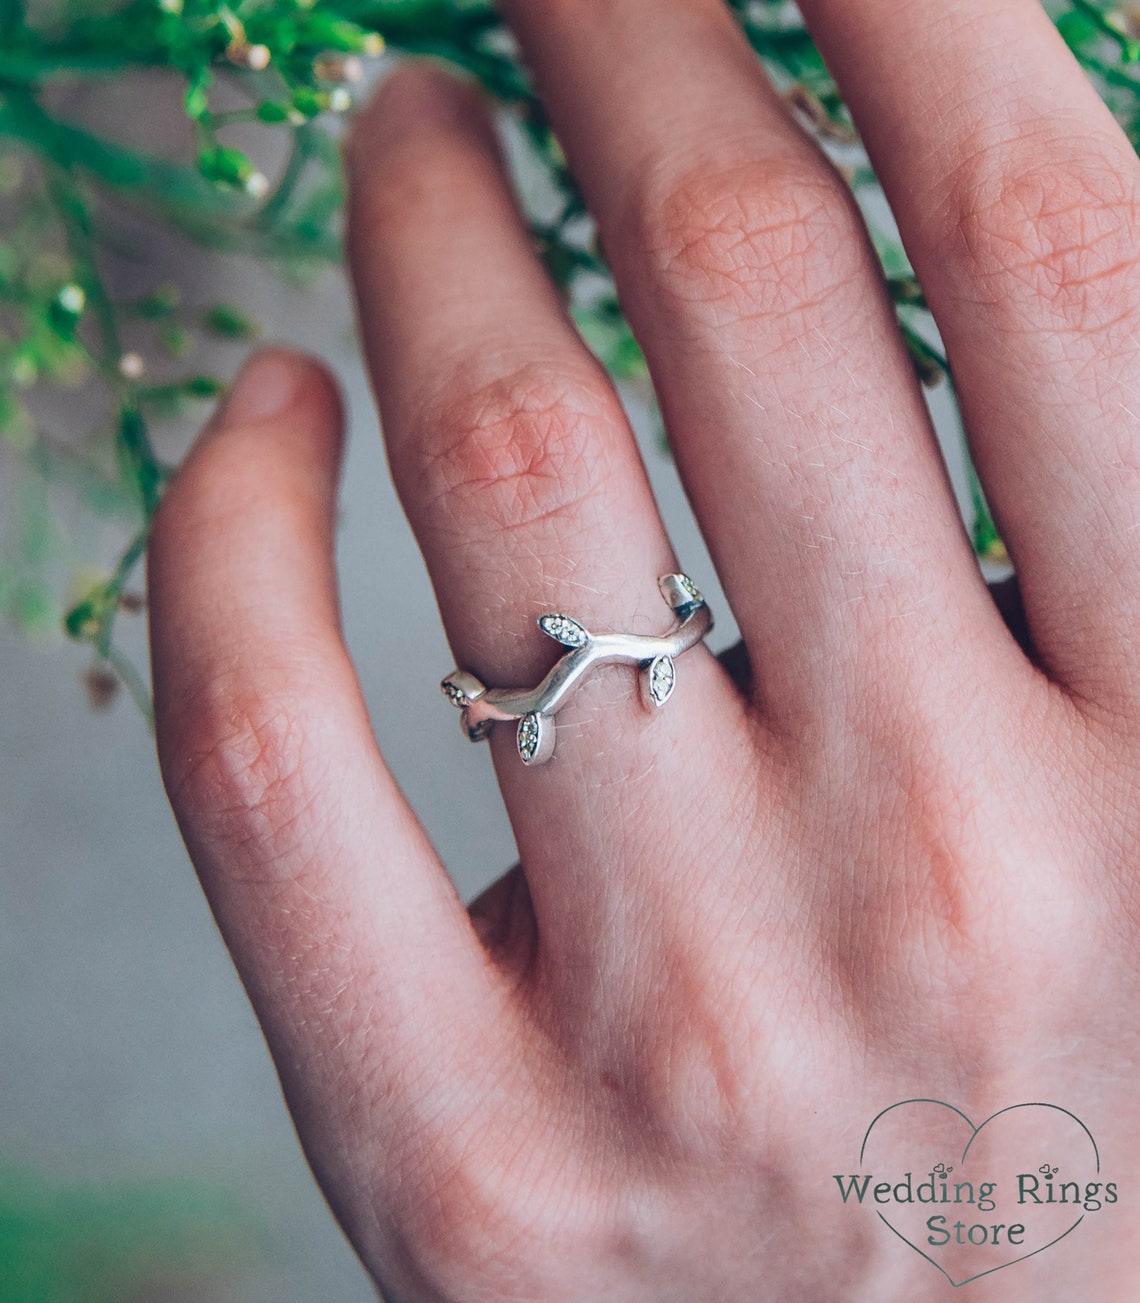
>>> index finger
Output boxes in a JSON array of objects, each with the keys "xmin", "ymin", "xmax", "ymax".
[{"xmin": 148, "ymin": 349, "xmax": 511, "ymax": 1229}]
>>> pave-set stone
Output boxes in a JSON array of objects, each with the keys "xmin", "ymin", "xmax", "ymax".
[
  {"xmin": 643, "ymin": 653, "xmax": 676, "ymax": 709},
  {"xmin": 439, "ymin": 573, "xmax": 711, "ymax": 766},
  {"xmin": 538, "ymin": 613, "xmax": 589, "ymax": 648},
  {"xmin": 676, "ymin": 574, "xmax": 704, "ymax": 606},
  {"xmin": 441, "ymin": 680, "xmax": 468, "ymax": 707},
  {"xmin": 516, "ymin": 712, "xmax": 547, "ymax": 765}
]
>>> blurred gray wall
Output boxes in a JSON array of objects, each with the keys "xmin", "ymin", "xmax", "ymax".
[{"xmin": 0, "ymin": 240, "xmax": 747, "ymax": 1298}]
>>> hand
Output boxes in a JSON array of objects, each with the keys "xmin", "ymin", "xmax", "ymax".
[{"xmin": 148, "ymin": 2, "xmax": 1140, "ymax": 1298}]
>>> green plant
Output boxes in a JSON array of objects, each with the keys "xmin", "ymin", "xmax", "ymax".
[
  {"xmin": 2, "ymin": 0, "xmax": 1137, "ymax": 713},
  {"xmin": 0, "ymin": 1155, "xmax": 255, "ymax": 1302}
]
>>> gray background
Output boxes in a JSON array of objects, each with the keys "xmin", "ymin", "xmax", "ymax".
[
  {"xmin": 0, "ymin": 257, "xmax": 741, "ymax": 1301},
  {"xmin": 0, "ymin": 92, "xmax": 974, "ymax": 1301}
]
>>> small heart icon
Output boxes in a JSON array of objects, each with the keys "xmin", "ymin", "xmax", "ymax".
[{"xmin": 854, "ymin": 1099, "xmax": 1102, "ymax": 1286}]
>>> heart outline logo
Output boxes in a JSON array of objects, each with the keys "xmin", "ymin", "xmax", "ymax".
[{"xmin": 859, "ymin": 1099, "xmax": 1101, "ymax": 1287}]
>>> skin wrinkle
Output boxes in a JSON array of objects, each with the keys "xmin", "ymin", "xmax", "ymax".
[
  {"xmin": 630, "ymin": 151, "xmax": 872, "ymax": 321},
  {"xmin": 954, "ymin": 161, "xmax": 1140, "ymax": 334},
  {"xmin": 409, "ymin": 366, "xmax": 620, "ymax": 539},
  {"xmin": 170, "ymin": 694, "xmax": 343, "ymax": 874}
]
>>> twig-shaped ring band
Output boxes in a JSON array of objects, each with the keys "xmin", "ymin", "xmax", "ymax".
[{"xmin": 440, "ymin": 574, "xmax": 713, "ymax": 765}]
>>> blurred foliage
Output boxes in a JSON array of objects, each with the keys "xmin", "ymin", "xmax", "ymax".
[
  {"xmin": 1, "ymin": 0, "xmax": 1138, "ymax": 708},
  {"xmin": 0, "ymin": 1157, "xmax": 256, "ymax": 1302}
]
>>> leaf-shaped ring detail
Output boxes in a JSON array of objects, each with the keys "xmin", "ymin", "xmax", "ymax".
[{"xmin": 440, "ymin": 574, "xmax": 713, "ymax": 766}]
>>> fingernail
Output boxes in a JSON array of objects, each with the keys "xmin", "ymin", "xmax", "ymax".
[{"xmin": 218, "ymin": 349, "xmax": 300, "ymax": 427}]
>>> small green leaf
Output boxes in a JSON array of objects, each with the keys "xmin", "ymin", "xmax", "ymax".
[
  {"xmin": 1056, "ymin": 10, "xmax": 1100, "ymax": 50},
  {"xmin": 134, "ymin": 285, "xmax": 181, "ymax": 319},
  {"xmin": 202, "ymin": 303, "xmax": 258, "ymax": 339},
  {"xmin": 290, "ymin": 87, "xmax": 326, "ymax": 119},
  {"xmin": 158, "ymin": 322, "xmax": 192, "ymax": 357},
  {"xmin": 116, "ymin": 407, "xmax": 162, "ymax": 517},
  {"xmin": 197, "ymin": 145, "xmax": 256, "ymax": 190},
  {"xmin": 65, "ymin": 585, "xmax": 110, "ymax": 642},
  {"xmin": 184, "ymin": 374, "xmax": 225, "ymax": 399},
  {"xmin": 48, "ymin": 283, "xmax": 86, "ymax": 337},
  {"xmin": 184, "ymin": 70, "xmax": 212, "ymax": 121},
  {"xmin": 12, "ymin": 580, "xmax": 58, "ymax": 636},
  {"xmin": 0, "ymin": 393, "xmax": 34, "ymax": 451},
  {"xmin": 255, "ymin": 100, "xmax": 291, "ymax": 124},
  {"xmin": 300, "ymin": 15, "xmax": 381, "ymax": 53}
]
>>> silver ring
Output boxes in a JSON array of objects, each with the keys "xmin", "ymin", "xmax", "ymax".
[{"xmin": 440, "ymin": 573, "xmax": 713, "ymax": 766}]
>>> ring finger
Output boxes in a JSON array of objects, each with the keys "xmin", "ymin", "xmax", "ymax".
[{"xmin": 797, "ymin": 0, "xmax": 1140, "ymax": 718}]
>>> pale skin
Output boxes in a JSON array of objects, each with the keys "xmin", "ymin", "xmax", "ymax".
[{"xmin": 147, "ymin": 0, "xmax": 1140, "ymax": 1298}]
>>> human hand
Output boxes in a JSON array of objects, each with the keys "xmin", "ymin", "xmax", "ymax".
[{"xmin": 148, "ymin": 1, "xmax": 1140, "ymax": 1297}]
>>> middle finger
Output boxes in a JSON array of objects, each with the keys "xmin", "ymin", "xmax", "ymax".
[{"xmin": 501, "ymin": 0, "xmax": 1013, "ymax": 736}]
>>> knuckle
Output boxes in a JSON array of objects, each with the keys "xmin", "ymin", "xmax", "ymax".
[
  {"xmin": 410, "ymin": 360, "xmax": 622, "ymax": 540},
  {"xmin": 820, "ymin": 722, "xmax": 1085, "ymax": 1046},
  {"xmin": 589, "ymin": 930, "xmax": 779, "ymax": 1166},
  {"xmin": 627, "ymin": 1002, "xmax": 765, "ymax": 1162},
  {"xmin": 631, "ymin": 155, "xmax": 869, "ymax": 326},
  {"xmin": 387, "ymin": 1111, "xmax": 589, "ymax": 1298},
  {"xmin": 941, "ymin": 138, "xmax": 1140, "ymax": 333},
  {"xmin": 159, "ymin": 659, "xmax": 335, "ymax": 872}
]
